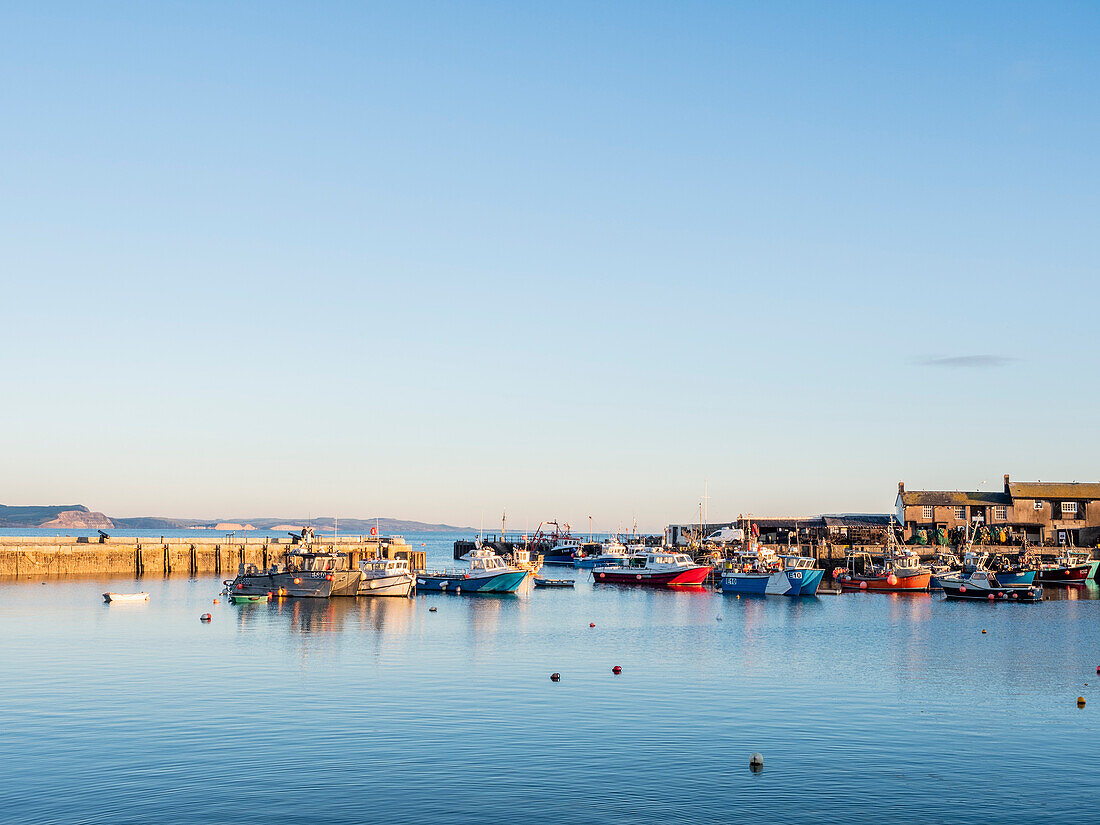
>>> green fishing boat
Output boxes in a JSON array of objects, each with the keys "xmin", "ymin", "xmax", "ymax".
[{"xmin": 230, "ymin": 593, "xmax": 270, "ymax": 604}]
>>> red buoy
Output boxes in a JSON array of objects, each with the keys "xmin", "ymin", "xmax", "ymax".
[
  {"xmin": 859, "ymin": 581, "xmax": 867, "ymax": 590},
  {"xmin": 959, "ymin": 585, "xmax": 967, "ymax": 593},
  {"xmin": 200, "ymin": 613, "xmax": 212, "ymax": 622},
  {"xmin": 886, "ymin": 573, "xmax": 898, "ymax": 587},
  {"xmin": 589, "ymin": 622, "xmax": 595, "ymax": 628},
  {"xmin": 550, "ymin": 672, "xmax": 561, "ymax": 682},
  {"xmin": 612, "ymin": 665, "xmax": 622, "ymax": 675}
]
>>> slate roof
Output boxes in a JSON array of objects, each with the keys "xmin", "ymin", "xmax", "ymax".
[
  {"xmin": 822, "ymin": 514, "xmax": 895, "ymax": 528},
  {"xmin": 899, "ymin": 490, "xmax": 1011, "ymax": 506},
  {"xmin": 1007, "ymin": 482, "xmax": 1100, "ymax": 500}
]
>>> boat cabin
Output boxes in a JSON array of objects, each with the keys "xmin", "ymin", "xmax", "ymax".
[
  {"xmin": 778, "ymin": 555, "xmax": 818, "ymax": 571},
  {"xmin": 461, "ymin": 548, "xmax": 511, "ymax": 572},
  {"xmin": 360, "ymin": 558, "xmax": 409, "ymax": 575},
  {"xmin": 629, "ymin": 551, "xmax": 695, "ymax": 569},
  {"xmin": 288, "ymin": 551, "xmax": 347, "ymax": 573}
]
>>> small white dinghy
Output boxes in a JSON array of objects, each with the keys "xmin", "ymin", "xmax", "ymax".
[{"xmin": 103, "ymin": 592, "xmax": 150, "ymax": 603}]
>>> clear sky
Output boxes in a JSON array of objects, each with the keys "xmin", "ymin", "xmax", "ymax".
[{"xmin": 1, "ymin": 2, "xmax": 1097, "ymax": 530}]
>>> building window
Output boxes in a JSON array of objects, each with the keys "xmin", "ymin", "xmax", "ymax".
[
  {"xmin": 922, "ymin": 506, "xmax": 933, "ymax": 521},
  {"xmin": 1033, "ymin": 500, "xmax": 1043, "ymax": 510},
  {"xmin": 954, "ymin": 506, "xmax": 966, "ymax": 519},
  {"xmin": 995, "ymin": 505, "xmax": 1007, "ymax": 520},
  {"xmin": 1062, "ymin": 501, "xmax": 1078, "ymax": 517}
]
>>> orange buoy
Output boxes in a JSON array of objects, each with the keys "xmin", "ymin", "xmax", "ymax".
[
  {"xmin": 886, "ymin": 573, "xmax": 898, "ymax": 587},
  {"xmin": 213, "ymin": 599, "xmax": 219, "ymax": 604},
  {"xmin": 982, "ymin": 629, "xmax": 987, "ymax": 634},
  {"xmin": 1077, "ymin": 696, "xmax": 1086, "ymax": 707},
  {"xmin": 550, "ymin": 672, "xmax": 561, "ymax": 682},
  {"xmin": 612, "ymin": 665, "xmax": 622, "ymax": 674},
  {"xmin": 293, "ymin": 578, "xmax": 302, "ymax": 585},
  {"xmin": 200, "ymin": 613, "xmax": 212, "ymax": 622}
]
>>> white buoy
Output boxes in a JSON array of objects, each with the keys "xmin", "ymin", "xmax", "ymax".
[{"xmin": 750, "ymin": 752, "xmax": 764, "ymax": 768}]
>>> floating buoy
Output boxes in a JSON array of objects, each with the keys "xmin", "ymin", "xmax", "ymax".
[
  {"xmin": 550, "ymin": 672, "xmax": 561, "ymax": 682},
  {"xmin": 1077, "ymin": 696, "xmax": 1086, "ymax": 707},
  {"xmin": 716, "ymin": 616, "xmax": 722, "ymax": 621},
  {"xmin": 1096, "ymin": 666, "xmax": 1100, "ymax": 674},
  {"xmin": 749, "ymin": 752, "xmax": 764, "ymax": 768},
  {"xmin": 589, "ymin": 622, "xmax": 595, "ymax": 628},
  {"xmin": 428, "ymin": 606, "xmax": 437, "ymax": 612},
  {"xmin": 612, "ymin": 665, "xmax": 622, "ymax": 674},
  {"xmin": 200, "ymin": 613, "xmax": 212, "ymax": 622},
  {"xmin": 982, "ymin": 629, "xmax": 987, "ymax": 634},
  {"xmin": 213, "ymin": 599, "xmax": 219, "ymax": 604}
]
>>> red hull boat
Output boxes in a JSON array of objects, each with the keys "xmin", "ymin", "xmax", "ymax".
[
  {"xmin": 838, "ymin": 571, "xmax": 931, "ymax": 592},
  {"xmin": 593, "ymin": 549, "xmax": 710, "ymax": 587},
  {"xmin": 1036, "ymin": 564, "xmax": 1091, "ymax": 585}
]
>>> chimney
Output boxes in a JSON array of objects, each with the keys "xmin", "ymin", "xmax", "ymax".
[
  {"xmin": 1004, "ymin": 473, "xmax": 1010, "ymax": 492},
  {"xmin": 898, "ymin": 481, "xmax": 905, "ymax": 494}
]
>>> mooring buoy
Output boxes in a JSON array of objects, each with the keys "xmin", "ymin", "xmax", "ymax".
[{"xmin": 550, "ymin": 672, "xmax": 561, "ymax": 682}]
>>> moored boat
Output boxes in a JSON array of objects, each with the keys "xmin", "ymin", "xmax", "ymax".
[
  {"xmin": 593, "ymin": 549, "xmax": 710, "ymax": 587},
  {"xmin": 230, "ymin": 593, "xmax": 269, "ymax": 604},
  {"xmin": 719, "ymin": 553, "xmax": 824, "ymax": 596},
  {"xmin": 575, "ymin": 540, "xmax": 630, "ymax": 570},
  {"xmin": 940, "ymin": 570, "xmax": 1042, "ymax": 602},
  {"xmin": 417, "ymin": 547, "xmax": 528, "ymax": 594},
  {"xmin": 534, "ymin": 577, "xmax": 574, "ymax": 588},
  {"xmin": 226, "ymin": 548, "xmax": 361, "ymax": 599},
  {"xmin": 837, "ymin": 544, "xmax": 930, "ymax": 593},
  {"xmin": 357, "ymin": 557, "xmax": 415, "ymax": 597},
  {"xmin": 1036, "ymin": 551, "xmax": 1092, "ymax": 585},
  {"xmin": 103, "ymin": 592, "xmax": 149, "ymax": 603}
]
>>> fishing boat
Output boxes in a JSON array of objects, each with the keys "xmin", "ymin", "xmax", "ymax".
[
  {"xmin": 940, "ymin": 570, "xmax": 1042, "ymax": 602},
  {"xmin": 534, "ymin": 577, "xmax": 574, "ymax": 588},
  {"xmin": 102, "ymin": 592, "xmax": 149, "ymax": 603},
  {"xmin": 837, "ymin": 534, "xmax": 931, "ymax": 592},
  {"xmin": 357, "ymin": 557, "xmax": 415, "ymax": 597},
  {"xmin": 416, "ymin": 547, "xmax": 528, "ymax": 594},
  {"xmin": 719, "ymin": 553, "xmax": 824, "ymax": 596},
  {"xmin": 229, "ymin": 593, "xmax": 269, "ymax": 604},
  {"xmin": 593, "ymin": 549, "xmax": 710, "ymax": 587},
  {"xmin": 986, "ymin": 552, "xmax": 1037, "ymax": 586},
  {"xmin": 226, "ymin": 548, "xmax": 362, "ymax": 599},
  {"xmin": 1036, "ymin": 550, "xmax": 1092, "ymax": 585}
]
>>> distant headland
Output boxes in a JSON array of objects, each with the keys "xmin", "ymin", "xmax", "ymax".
[{"xmin": 0, "ymin": 504, "xmax": 470, "ymax": 534}]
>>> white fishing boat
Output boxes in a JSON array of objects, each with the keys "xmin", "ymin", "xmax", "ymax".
[
  {"xmin": 357, "ymin": 557, "xmax": 415, "ymax": 597},
  {"xmin": 102, "ymin": 592, "xmax": 149, "ymax": 603}
]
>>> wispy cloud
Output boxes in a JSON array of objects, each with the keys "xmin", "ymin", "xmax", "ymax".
[{"xmin": 915, "ymin": 355, "xmax": 1017, "ymax": 369}]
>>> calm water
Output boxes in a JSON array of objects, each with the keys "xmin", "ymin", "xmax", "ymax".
[{"xmin": 2, "ymin": 531, "xmax": 1098, "ymax": 824}]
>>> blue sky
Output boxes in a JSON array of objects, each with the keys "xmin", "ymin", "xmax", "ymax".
[{"xmin": 1, "ymin": 2, "xmax": 1097, "ymax": 529}]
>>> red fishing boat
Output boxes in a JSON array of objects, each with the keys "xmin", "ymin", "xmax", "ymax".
[
  {"xmin": 1036, "ymin": 551, "xmax": 1092, "ymax": 585},
  {"xmin": 836, "ymin": 540, "xmax": 931, "ymax": 593},
  {"xmin": 593, "ymin": 549, "xmax": 710, "ymax": 587}
]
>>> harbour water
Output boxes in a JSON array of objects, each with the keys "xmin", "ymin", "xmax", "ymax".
[{"xmin": 2, "ymin": 531, "xmax": 1099, "ymax": 824}]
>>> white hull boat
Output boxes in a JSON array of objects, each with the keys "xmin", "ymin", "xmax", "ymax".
[{"xmin": 103, "ymin": 592, "xmax": 149, "ymax": 603}]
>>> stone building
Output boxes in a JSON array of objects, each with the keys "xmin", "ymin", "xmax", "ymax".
[{"xmin": 896, "ymin": 475, "xmax": 1100, "ymax": 546}]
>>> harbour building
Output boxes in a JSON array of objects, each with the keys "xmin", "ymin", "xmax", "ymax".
[{"xmin": 896, "ymin": 475, "xmax": 1100, "ymax": 546}]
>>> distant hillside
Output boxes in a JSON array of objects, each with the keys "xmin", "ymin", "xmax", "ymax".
[
  {"xmin": 1, "ymin": 505, "xmax": 468, "ymax": 534},
  {"xmin": 0, "ymin": 504, "xmax": 113, "ymax": 529}
]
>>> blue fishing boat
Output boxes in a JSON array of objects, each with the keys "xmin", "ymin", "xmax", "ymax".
[
  {"xmin": 416, "ymin": 548, "xmax": 528, "ymax": 594},
  {"xmin": 719, "ymin": 554, "xmax": 824, "ymax": 596}
]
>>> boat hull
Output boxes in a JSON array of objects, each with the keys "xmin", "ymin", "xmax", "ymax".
[
  {"xmin": 416, "ymin": 570, "xmax": 528, "ymax": 594},
  {"xmin": 357, "ymin": 573, "xmax": 414, "ymax": 597},
  {"xmin": 992, "ymin": 570, "xmax": 1036, "ymax": 586},
  {"xmin": 720, "ymin": 568, "xmax": 824, "ymax": 596},
  {"xmin": 229, "ymin": 572, "xmax": 335, "ymax": 598},
  {"xmin": 941, "ymin": 581, "xmax": 1042, "ymax": 602},
  {"xmin": 839, "ymin": 572, "xmax": 931, "ymax": 592},
  {"xmin": 1037, "ymin": 565, "xmax": 1090, "ymax": 584},
  {"xmin": 593, "ymin": 566, "xmax": 710, "ymax": 587}
]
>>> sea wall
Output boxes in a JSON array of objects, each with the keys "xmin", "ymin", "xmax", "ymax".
[{"xmin": 0, "ymin": 537, "xmax": 426, "ymax": 578}]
